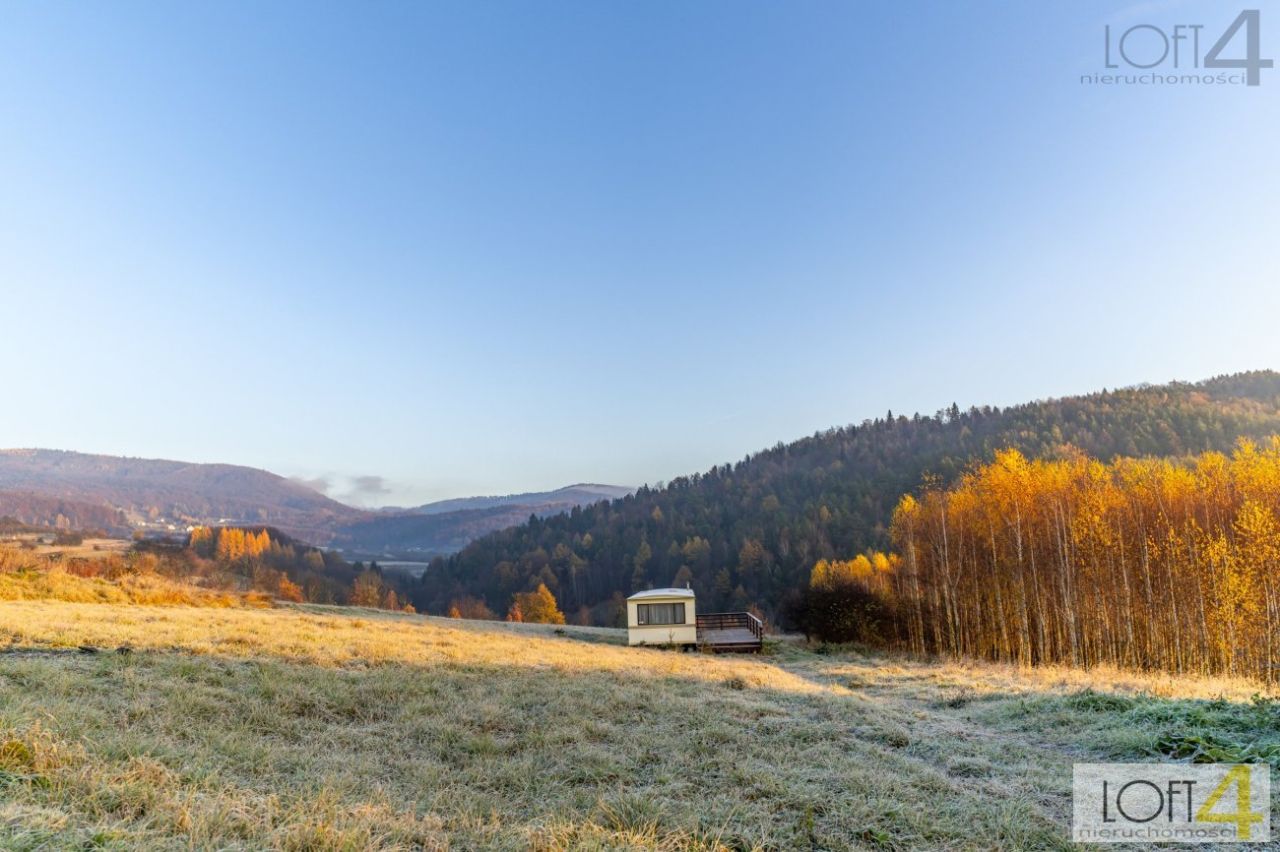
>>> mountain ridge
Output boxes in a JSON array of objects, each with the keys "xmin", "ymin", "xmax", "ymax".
[
  {"xmin": 332, "ymin": 484, "xmax": 635, "ymax": 556},
  {"xmin": 0, "ymin": 448, "xmax": 363, "ymax": 541},
  {"xmin": 404, "ymin": 484, "xmax": 633, "ymax": 516},
  {"xmin": 0, "ymin": 449, "xmax": 634, "ymax": 555}
]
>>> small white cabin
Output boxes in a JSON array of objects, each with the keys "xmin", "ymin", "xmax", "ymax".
[{"xmin": 626, "ymin": 588, "xmax": 697, "ymax": 646}]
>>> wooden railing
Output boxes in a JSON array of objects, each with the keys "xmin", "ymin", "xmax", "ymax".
[{"xmin": 696, "ymin": 611, "xmax": 764, "ymax": 640}]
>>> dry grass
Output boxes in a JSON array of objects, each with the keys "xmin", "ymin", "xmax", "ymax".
[
  {"xmin": 0, "ymin": 535, "xmax": 133, "ymax": 562},
  {"xmin": 809, "ymin": 649, "xmax": 1275, "ymax": 704},
  {"xmin": 0, "ymin": 567, "xmax": 270, "ymax": 608},
  {"xmin": 27, "ymin": 538, "xmax": 133, "ymax": 561},
  {"xmin": 0, "ymin": 603, "xmax": 1275, "ymax": 850}
]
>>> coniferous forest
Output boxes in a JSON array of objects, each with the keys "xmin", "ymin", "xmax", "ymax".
[{"xmin": 414, "ymin": 371, "xmax": 1280, "ymax": 626}]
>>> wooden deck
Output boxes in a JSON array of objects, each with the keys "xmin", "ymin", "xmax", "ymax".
[{"xmin": 696, "ymin": 612, "xmax": 764, "ymax": 652}]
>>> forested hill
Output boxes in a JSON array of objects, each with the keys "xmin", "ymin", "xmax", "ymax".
[
  {"xmin": 0, "ymin": 450, "xmax": 361, "ymax": 542},
  {"xmin": 415, "ymin": 371, "xmax": 1280, "ymax": 623}
]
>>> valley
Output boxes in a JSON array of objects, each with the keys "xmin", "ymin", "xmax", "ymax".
[
  {"xmin": 0, "ymin": 451, "xmax": 632, "ymax": 560},
  {"xmin": 6, "ymin": 6, "xmax": 1272, "ymax": 847},
  {"xmin": 2, "ymin": 371, "xmax": 1280, "ymax": 849}
]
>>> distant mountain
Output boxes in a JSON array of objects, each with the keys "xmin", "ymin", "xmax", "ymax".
[
  {"xmin": 0, "ymin": 449, "xmax": 364, "ymax": 541},
  {"xmin": 406, "ymin": 484, "xmax": 634, "ymax": 516},
  {"xmin": 0, "ymin": 449, "xmax": 631, "ymax": 556},
  {"xmin": 332, "ymin": 484, "xmax": 634, "ymax": 557}
]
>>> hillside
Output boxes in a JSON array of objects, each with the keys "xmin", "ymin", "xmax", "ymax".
[
  {"xmin": 0, "ymin": 451, "xmax": 631, "ymax": 558},
  {"xmin": 334, "ymin": 484, "xmax": 634, "ymax": 557},
  {"xmin": 0, "ymin": 526, "xmax": 404, "ymax": 611},
  {"xmin": 0, "ymin": 449, "xmax": 364, "ymax": 542},
  {"xmin": 417, "ymin": 370, "xmax": 1280, "ymax": 622},
  {"xmin": 1, "ymin": 599, "xmax": 1272, "ymax": 849},
  {"xmin": 0, "ymin": 490, "xmax": 128, "ymax": 533}
]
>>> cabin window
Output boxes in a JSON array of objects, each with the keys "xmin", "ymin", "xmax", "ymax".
[{"xmin": 636, "ymin": 602, "xmax": 686, "ymax": 625}]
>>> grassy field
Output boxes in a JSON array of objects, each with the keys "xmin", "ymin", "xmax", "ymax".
[
  {"xmin": 0, "ymin": 602, "xmax": 1277, "ymax": 850},
  {"xmin": 0, "ymin": 569, "xmax": 271, "ymax": 608},
  {"xmin": 0, "ymin": 537, "xmax": 132, "ymax": 561}
]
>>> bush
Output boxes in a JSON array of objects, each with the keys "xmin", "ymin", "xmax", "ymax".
[
  {"xmin": 447, "ymin": 596, "xmax": 496, "ymax": 620},
  {"xmin": 786, "ymin": 583, "xmax": 900, "ymax": 644}
]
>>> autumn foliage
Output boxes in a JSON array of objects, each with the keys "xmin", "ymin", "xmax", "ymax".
[
  {"xmin": 888, "ymin": 440, "xmax": 1280, "ymax": 682},
  {"xmin": 809, "ymin": 553, "xmax": 898, "ymax": 593},
  {"xmin": 784, "ymin": 552, "xmax": 901, "ymax": 643},
  {"xmin": 507, "ymin": 583, "xmax": 566, "ymax": 624},
  {"xmin": 448, "ymin": 596, "xmax": 497, "ymax": 621},
  {"xmin": 189, "ymin": 526, "xmax": 413, "ymax": 610}
]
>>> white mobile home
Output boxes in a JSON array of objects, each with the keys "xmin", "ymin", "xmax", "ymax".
[{"xmin": 626, "ymin": 588, "xmax": 697, "ymax": 646}]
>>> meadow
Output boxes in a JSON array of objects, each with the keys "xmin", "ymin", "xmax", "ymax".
[{"xmin": 0, "ymin": 600, "xmax": 1277, "ymax": 850}]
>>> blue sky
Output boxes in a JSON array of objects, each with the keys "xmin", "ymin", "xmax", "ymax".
[{"xmin": 2, "ymin": 1, "xmax": 1278, "ymax": 506}]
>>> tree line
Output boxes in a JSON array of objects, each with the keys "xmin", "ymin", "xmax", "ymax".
[
  {"xmin": 883, "ymin": 440, "xmax": 1280, "ymax": 682},
  {"xmin": 186, "ymin": 526, "xmax": 413, "ymax": 609},
  {"xmin": 413, "ymin": 371, "xmax": 1280, "ymax": 624}
]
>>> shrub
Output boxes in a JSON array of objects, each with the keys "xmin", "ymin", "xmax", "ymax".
[
  {"xmin": 448, "ymin": 596, "xmax": 495, "ymax": 620},
  {"xmin": 786, "ymin": 583, "xmax": 901, "ymax": 644},
  {"xmin": 277, "ymin": 576, "xmax": 305, "ymax": 603}
]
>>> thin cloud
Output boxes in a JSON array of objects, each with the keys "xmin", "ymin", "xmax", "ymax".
[
  {"xmin": 290, "ymin": 475, "xmax": 332, "ymax": 495},
  {"xmin": 339, "ymin": 475, "xmax": 394, "ymax": 506}
]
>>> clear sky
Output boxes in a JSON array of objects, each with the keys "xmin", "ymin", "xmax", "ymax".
[{"xmin": 2, "ymin": 1, "xmax": 1278, "ymax": 506}]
